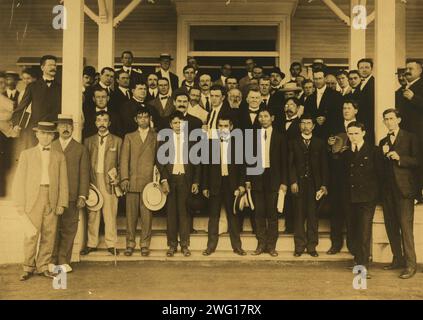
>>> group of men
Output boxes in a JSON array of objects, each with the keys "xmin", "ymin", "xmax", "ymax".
[{"xmin": 3, "ymin": 52, "xmax": 423, "ymax": 281}]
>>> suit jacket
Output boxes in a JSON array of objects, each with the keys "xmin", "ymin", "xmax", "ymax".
[
  {"xmin": 84, "ymin": 83, "xmax": 114, "ymax": 108},
  {"xmin": 205, "ymin": 102, "xmax": 233, "ymax": 131},
  {"xmin": 111, "ymin": 87, "xmax": 131, "ymax": 114},
  {"xmin": 342, "ymin": 142, "xmax": 381, "ymax": 203},
  {"xmin": 304, "ymin": 86, "xmax": 343, "ymax": 139},
  {"xmin": 115, "ymin": 67, "xmax": 144, "ymax": 88},
  {"xmin": 179, "ymin": 81, "xmax": 196, "ymax": 94},
  {"xmin": 246, "ymin": 128, "xmax": 288, "ymax": 192},
  {"xmin": 148, "ymin": 96, "xmax": 175, "ymax": 131},
  {"xmin": 84, "ymin": 133, "xmax": 122, "ymax": 195},
  {"xmin": 281, "ymin": 117, "xmax": 302, "ymax": 141},
  {"xmin": 12, "ymin": 146, "xmax": 69, "ymax": 214},
  {"xmin": 13, "ymin": 78, "xmax": 61, "ymax": 128},
  {"xmin": 239, "ymin": 106, "xmax": 261, "ymax": 130},
  {"xmin": 358, "ymin": 76, "xmax": 375, "ymax": 141},
  {"xmin": 183, "ymin": 113, "xmax": 203, "ymax": 134},
  {"xmin": 51, "ymin": 138, "xmax": 90, "ymax": 202},
  {"xmin": 202, "ymin": 137, "xmax": 246, "ymax": 196},
  {"xmin": 288, "ymin": 136, "xmax": 329, "ymax": 191},
  {"xmin": 396, "ymin": 78, "xmax": 423, "ymax": 144},
  {"xmin": 261, "ymin": 91, "xmax": 284, "ymax": 110},
  {"xmin": 146, "ymin": 89, "xmax": 159, "ymax": 103},
  {"xmin": 82, "ymin": 106, "xmax": 122, "ymax": 138},
  {"xmin": 3, "ymin": 90, "xmax": 20, "ymax": 103},
  {"xmin": 156, "ymin": 138, "xmax": 201, "ymax": 187},
  {"xmin": 120, "ymin": 98, "xmax": 159, "ymax": 136},
  {"xmin": 120, "ymin": 129, "xmax": 158, "ymax": 193},
  {"xmin": 379, "ymin": 129, "xmax": 420, "ymax": 199},
  {"xmin": 156, "ymin": 70, "xmax": 179, "ymax": 92}
]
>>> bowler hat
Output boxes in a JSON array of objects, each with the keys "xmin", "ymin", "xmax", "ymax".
[
  {"xmin": 281, "ymin": 82, "xmax": 302, "ymax": 92},
  {"xmin": 270, "ymin": 67, "xmax": 286, "ymax": 80}
]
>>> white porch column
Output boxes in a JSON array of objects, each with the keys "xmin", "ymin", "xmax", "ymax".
[
  {"xmin": 374, "ymin": 0, "xmax": 396, "ymax": 142},
  {"xmin": 62, "ymin": 0, "xmax": 84, "ymax": 142},
  {"xmin": 395, "ymin": 0, "xmax": 406, "ymax": 68},
  {"xmin": 98, "ymin": 0, "xmax": 115, "ymax": 70},
  {"xmin": 349, "ymin": 0, "xmax": 366, "ymax": 70}
]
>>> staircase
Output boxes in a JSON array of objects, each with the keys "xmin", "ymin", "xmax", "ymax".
[{"xmin": 80, "ymin": 215, "xmax": 353, "ymax": 262}]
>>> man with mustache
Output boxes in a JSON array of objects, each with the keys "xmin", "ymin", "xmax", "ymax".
[
  {"xmin": 199, "ymin": 74, "xmax": 213, "ymax": 112},
  {"xmin": 395, "ymin": 59, "xmax": 423, "ymax": 201},
  {"xmin": 80, "ymin": 111, "xmax": 122, "ymax": 256},
  {"xmin": 51, "ymin": 115, "xmax": 89, "ymax": 272},
  {"xmin": 12, "ymin": 55, "xmax": 62, "ymax": 149}
]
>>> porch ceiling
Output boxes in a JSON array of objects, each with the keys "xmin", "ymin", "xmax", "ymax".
[{"xmin": 173, "ymin": 0, "xmax": 299, "ymax": 16}]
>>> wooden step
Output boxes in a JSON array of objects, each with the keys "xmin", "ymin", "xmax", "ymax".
[{"xmin": 80, "ymin": 249, "xmax": 353, "ymax": 262}]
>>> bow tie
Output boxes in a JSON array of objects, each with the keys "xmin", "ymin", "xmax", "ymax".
[
  {"xmin": 285, "ymin": 118, "xmax": 295, "ymax": 123},
  {"xmin": 388, "ymin": 132, "xmax": 395, "ymax": 137},
  {"xmin": 44, "ymin": 79, "xmax": 53, "ymax": 84},
  {"xmin": 161, "ymin": 96, "xmax": 169, "ymax": 100},
  {"xmin": 249, "ymin": 110, "xmax": 259, "ymax": 114},
  {"xmin": 42, "ymin": 147, "xmax": 50, "ymax": 151}
]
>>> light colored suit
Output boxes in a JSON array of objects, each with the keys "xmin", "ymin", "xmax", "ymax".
[
  {"xmin": 120, "ymin": 129, "xmax": 158, "ymax": 248},
  {"xmin": 12, "ymin": 145, "xmax": 69, "ymax": 273},
  {"xmin": 84, "ymin": 133, "xmax": 122, "ymax": 248}
]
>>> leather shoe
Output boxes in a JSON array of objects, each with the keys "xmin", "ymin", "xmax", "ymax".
[
  {"xmin": 80, "ymin": 247, "xmax": 97, "ymax": 255},
  {"xmin": 383, "ymin": 261, "xmax": 405, "ymax": 270},
  {"xmin": 294, "ymin": 251, "xmax": 303, "ymax": 257},
  {"xmin": 202, "ymin": 248, "xmax": 214, "ymax": 256},
  {"xmin": 20, "ymin": 271, "xmax": 33, "ymax": 281},
  {"xmin": 39, "ymin": 270, "xmax": 56, "ymax": 279},
  {"xmin": 107, "ymin": 248, "xmax": 120, "ymax": 256},
  {"xmin": 166, "ymin": 247, "xmax": 177, "ymax": 257},
  {"xmin": 124, "ymin": 247, "xmax": 134, "ymax": 256},
  {"xmin": 251, "ymin": 247, "xmax": 266, "ymax": 256},
  {"xmin": 181, "ymin": 247, "xmax": 191, "ymax": 257},
  {"xmin": 268, "ymin": 249, "xmax": 278, "ymax": 257},
  {"xmin": 308, "ymin": 251, "xmax": 319, "ymax": 257},
  {"xmin": 233, "ymin": 248, "xmax": 247, "ymax": 256},
  {"xmin": 326, "ymin": 247, "xmax": 341, "ymax": 255},
  {"xmin": 141, "ymin": 247, "xmax": 150, "ymax": 257},
  {"xmin": 399, "ymin": 268, "xmax": 416, "ymax": 279}
]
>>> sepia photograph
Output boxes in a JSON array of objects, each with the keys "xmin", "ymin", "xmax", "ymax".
[{"xmin": 0, "ymin": 0, "xmax": 423, "ymax": 307}]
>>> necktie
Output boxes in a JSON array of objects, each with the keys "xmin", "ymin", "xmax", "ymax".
[
  {"xmin": 99, "ymin": 134, "xmax": 108, "ymax": 146},
  {"xmin": 388, "ymin": 132, "xmax": 395, "ymax": 146},
  {"xmin": 42, "ymin": 147, "xmax": 50, "ymax": 151},
  {"xmin": 263, "ymin": 99, "xmax": 268, "ymax": 107},
  {"xmin": 126, "ymin": 90, "xmax": 131, "ymax": 99},
  {"xmin": 304, "ymin": 139, "xmax": 310, "ymax": 148},
  {"xmin": 205, "ymin": 97, "xmax": 210, "ymax": 112},
  {"xmin": 161, "ymin": 96, "xmax": 169, "ymax": 100},
  {"xmin": 208, "ymin": 109, "xmax": 217, "ymax": 128},
  {"xmin": 249, "ymin": 109, "xmax": 259, "ymax": 115},
  {"xmin": 264, "ymin": 130, "xmax": 268, "ymax": 141}
]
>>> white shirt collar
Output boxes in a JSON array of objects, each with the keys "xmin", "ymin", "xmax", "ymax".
[
  {"xmin": 316, "ymin": 85, "xmax": 327, "ymax": 94},
  {"xmin": 407, "ymin": 77, "xmax": 421, "ymax": 88},
  {"xmin": 96, "ymin": 106, "xmax": 108, "ymax": 112},
  {"xmin": 361, "ymin": 75, "xmax": 372, "ymax": 88},
  {"xmin": 99, "ymin": 82, "xmax": 110, "ymax": 90},
  {"xmin": 286, "ymin": 114, "xmax": 298, "ymax": 121},
  {"xmin": 6, "ymin": 88, "xmax": 17, "ymax": 94},
  {"xmin": 353, "ymin": 140, "xmax": 365, "ymax": 152},
  {"xmin": 261, "ymin": 94, "xmax": 271, "ymax": 100},
  {"xmin": 211, "ymin": 103, "xmax": 223, "ymax": 112},
  {"xmin": 98, "ymin": 130, "xmax": 110, "ymax": 138},
  {"xmin": 248, "ymin": 72, "xmax": 253, "ymax": 79},
  {"xmin": 119, "ymin": 86, "xmax": 129, "ymax": 93},
  {"xmin": 133, "ymin": 96, "xmax": 145, "ymax": 103},
  {"xmin": 301, "ymin": 133, "xmax": 312, "ymax": 140},
  {"xmin": 161, "ymin": 69, "xmax": 170, "ymax": 76},
  {"xmin": 389, "ymin": 128, "xmax": 400, "ymax": 137},
  {"xmin": 344, "ymin": 118, "xmax": 356, "ymax": 127},
  {"xmin": 38, "ymin": 144, "xmax": 51, "ymax": 151},
  {"xmin": 59, "ymin": 137, "xmax": 72, "ymax": 149}
]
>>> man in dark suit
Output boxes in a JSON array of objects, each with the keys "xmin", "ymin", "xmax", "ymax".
[
  {"xmin": 345, "ymin": 70, "xmax": 362, "ymax": 102},
  {"xmin": 146, "ymin": 73, "xmax": 159, "ymax": 103},
  {"xmin": 157, "ymin": 112, "xmax": 201, "ymax": 257},
  {"xmin": 214, "ymin": 64, "xmax": 232, "ymax": 87},
  {"xmin": 357, "ymin": 59, "xmax": 375, "ymax": 144},
  {"xmin": 395, "ymin": 60, "xmax": 423, "ymax": 199},
  {"xmin": 289, "ymin": 114, "xmax": 329, "ymax": 257},
  {"xmin": 239, "ymin": 88, "xmax": 262, "ymax": 131},
  {"xmin": 202, "ymin": 116, "xmax": 247, "ymax": 256},
  {"xmin": 342, "ymin": 121, "xmax": 381, "ymax": 279},
  {"xmin": 304, "ymin": 70, "xmax": 343, "ymax": 140},
  {"xmin": 4, "ymin": 71, "xmax": 20, "ymax": 103},
  {"xmin": 180, "ymin": 65, "xmax": 197, "ymax": 93},
  {"xmin": 148, "ymin": 77, "xmax": 175, "ymax": 131},
  {"xmin": 51, "ymin": 115, "xmax": 89, "ymax": 272},
  {"xmin": 239, "ymin": 58, "xmax": 256, "ymax": 95},
  {"xmin": 379, "ymin": 109, "xmax": 420, "ymax": 279},
  {"xmin": 156, "ymin": 53, "xmax": 179, "ymax": 93},
  {"xmin": 259, "ymin": 76, "xmax": 284, "ymax": 110},
  {"xmin": 327, "ymin": 100, "xmax": 358, "ymax": 255},
  {"xmin": 269, "ymin": 67, "xmax": 286, "ymax": 95},
  {"xmin": 111, "ymin": 70, "xmax": 132, "ymax": 114},
  {"xmin": 115, "ymin": 51, "xmax": 144, "ymax": 87},
  {"xmin": 300, "ymin": 79, "xmax": 315, "ymax": 106},
  {"xmin": 246, "ymin": 108, "xmax": 288, "ymax": 257},
  {"xmin": 84, "ymin": 67, "xmax": 115, "ymax": 110},
  {"xmin": 13, "ymin": 55, "xmax": 62, "ymax": 149},
  {"xmin": 120, "ymin": 82, "xmax": 159, "ymax": 136},
  {"xmin": 173, "ymin": 91, "xmax": 202, "ymax": 135},
  {"xmin": 82, "ymin": 87, "xmax": 121, "ymax": 138},
  {"xmin": 120, "ymin": 108, "xmax": 159, "ymax": 257},
  {"xmin": 204, "ymin": 85, "xmax": 233, "ymax": 136}
]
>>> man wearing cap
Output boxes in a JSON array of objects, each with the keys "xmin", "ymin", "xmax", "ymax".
[
  {"xmin": 270, "ymin": 67, "xmax": 286, "ymax": 95},
  {"xmin": 202, "ymin": 116, "xmax": 247, "ymax": 256},
  {"xmin": 120, "ymin": 108, "xmax": 158, "ymax": 257},
  {"xmin": 81, "ymin": 111, "xmax": 122, "ymax": 256},
  {"xmin": 288, "ymin": 62, "xmax": 303, "ymax": 84},
  {"xmin": 156, "ymin": 54, "xmax": 179, "ymax": 93},
  {"xmin": 12, "ymin": 55, "xmax": 62, "ymax": 149},
  {"xmin": 82, "ymin": 66, "xmax": 96, "ymax": 94},
  {"xmin": 12, "ymin": 122, "xmax": 69, "ymax": 280},
  {"xmin": 51, "ymin": 115, "xmax": 89, "ymax": 272}
]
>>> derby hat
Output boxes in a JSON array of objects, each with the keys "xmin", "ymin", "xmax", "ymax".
[
  {"xmin": 269, "ymin": 67, "xmax": 286, "ymax": 80},
  {"xmin": 32, "ymin": 122, "xmax": 57, "ymax": 133},
  {"xmin": 86, "ymin": 183, "xmax": 104, "ymax": 212}
]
